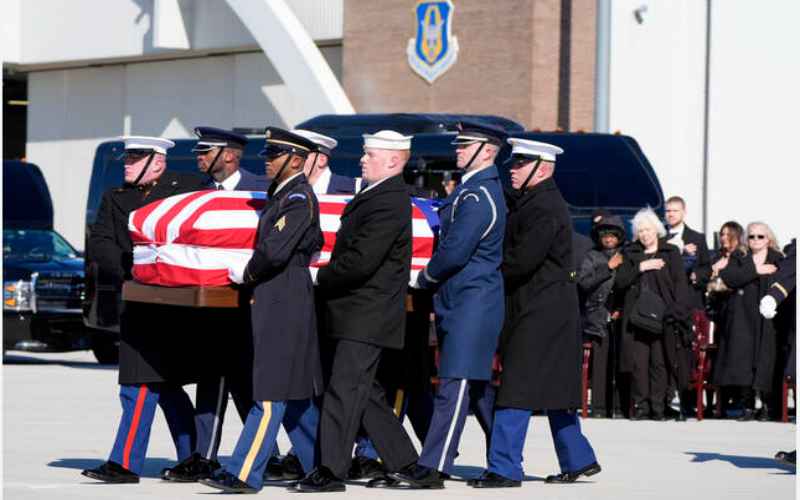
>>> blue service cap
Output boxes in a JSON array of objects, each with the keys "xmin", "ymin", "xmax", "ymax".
[
  {"xmin": 192, "ymin": 126, "xmax": 248, "ymax": 152},
  {"xmin": 451, "ymin": 120, "xmax": 507, "ymax": 147}
]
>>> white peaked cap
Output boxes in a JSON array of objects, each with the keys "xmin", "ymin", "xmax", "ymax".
[
  {"xmin": 507, "ymin": 138, "xmax": 564, "ymax": 162},
  {"xmin": 119, "ymin": 136, "xmax": 176, "ymax": 155},
  {"xmin": 362, "ymin": 130, "xmax": 412, "ymax": 150},
  {"xmin": 292, "ymin": 129, "xmax": 339, "ymax": 151}
]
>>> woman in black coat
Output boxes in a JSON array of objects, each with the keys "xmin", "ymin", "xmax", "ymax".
[
  {"xmin": 712, "ymin": 221, "xmax": 783, "ymax": 421},
  {"xmin": 614, "ymin": 208, "xmax": 692, "ymax": 420}
]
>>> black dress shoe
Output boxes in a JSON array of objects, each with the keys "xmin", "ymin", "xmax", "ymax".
[
  {"xmin": 545, "ymin": 462, "xmax": 602, "ymax": 483},
  {"xmin": 737, "ymin": 409, "xmax": 756, "ymax": 422},
  {"xmin": 161, "ymin": 453, "xmax": 221, "ymax": 482},
  {"xmin": 289, "ymin": 467, "xmax": 346, "ymax": 493},
  {"xmin": 366, "ymin": 474, "xmax": 401, "ymax": 488},
  {"xmin": 756, "ymin": 407, "xmax": 770, "ymax": 422},
  {"xmin": 200, "ymin": 470, "xmax": 258, "ymax": 493},
  {"xmin": 387, "ymin": 463, "xmax": 444, "ymax": 489},
  {"xmin": 81, "ymin": 461, "xmax": 140, "ymax": 484},
  {"xmin": 264, "ymin": 455, "xmax": 285, "ymax": 481},
  {"xmin": 775, "ymin": 450, "xmax": 796, "ymax": 466},
  {"xmin": 348, "ymin": 456, "xmax": 386, "ymax": 480},
  {"xmin": 651, "ymin": 413, "xmax": 667, "ymax": 422},
  {"xmin": 467, "ymin": 470, "xmax": 521, "ymax": 488},
  {"xmin": 281, "ymin": 454, "xmax": 305, "ymax": 481},
  {"xmin": 630, "ymin": 408, "xmax": 649, "ymax": 421},
  {"xmin": 590, "ymin": 408, "xmax": 607, "ymax": 418}
]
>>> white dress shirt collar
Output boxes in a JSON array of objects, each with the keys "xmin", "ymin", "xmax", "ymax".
[
  {"xmin": 216, "ymin": 169, "xmax": 242, "ymax": 191},
  {"xmin": 274, "ymin": 172, "xmax": 303, "ymax": 195},
  {"xmin": 312, "ymin": 168, "xmax": 332, "ymax": 195}
]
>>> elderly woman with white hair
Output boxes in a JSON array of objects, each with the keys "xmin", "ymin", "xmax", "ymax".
[
  {"xmin": 613, "ymin": 207, "xmax": 692, "ymax": 421},
  {"xmin": 712, "ymin": 221, "xmax": 783, "ymax": 421}
]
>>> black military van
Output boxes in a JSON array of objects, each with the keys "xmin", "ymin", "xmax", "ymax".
[{"xmin": 4, "ymin": 161, "xmax": 118, "ymax": 363}]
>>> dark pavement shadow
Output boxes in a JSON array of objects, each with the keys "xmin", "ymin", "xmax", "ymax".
[
  {"xmin": 686, "ymin": 452, "xmax": 796, "ymax": 473},
  {"xmin": 3, "ymin": 353, "xmax": 117, "ymax": 370},
  {"xmin": 49, "ymin": 457, "xmax": 177, "ymax": 478}
]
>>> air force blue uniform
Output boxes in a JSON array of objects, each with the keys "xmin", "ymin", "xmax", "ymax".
[{"xmin": 415, "ymin": 164, "xmax": 506, "ymax": 474}]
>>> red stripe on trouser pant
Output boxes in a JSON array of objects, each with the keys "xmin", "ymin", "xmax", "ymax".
[{"xmin": 122, "ymin": 385, "xmax": 148, "ymax": 470}]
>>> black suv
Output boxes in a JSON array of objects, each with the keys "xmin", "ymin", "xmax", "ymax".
[{"xmin": 4, "ymin": 161, "xmax": 118, "ymax": 363}]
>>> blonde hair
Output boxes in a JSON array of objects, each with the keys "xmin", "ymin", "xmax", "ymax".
[
  {"xmin": 631, "ymin": 207, "xmax": 667, "ymax": 242},
  {"xmin": 746, "ymin": 221, "xmax": 781, "ymax": 254}
]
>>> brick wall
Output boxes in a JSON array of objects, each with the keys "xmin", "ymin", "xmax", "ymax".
[{"xmin": 342, "ymin": 0, "xmax": 596, "ymax": 131}]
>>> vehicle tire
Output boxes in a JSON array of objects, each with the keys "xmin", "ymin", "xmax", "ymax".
[{"xmin": 91, "ymin": 336, "xmax": 119, "ymax": 364}]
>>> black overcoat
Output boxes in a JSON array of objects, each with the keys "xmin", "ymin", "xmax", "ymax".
[
  {"xmin": 88, "ymin": 171, "xmax": 208, "ymax": 385},
  {"xmin": 317, "ymin": 174, "xmax": 412, "ymax": 350},
  {"xmin": 242, "ymin": 174, "xmax": 324, "ymax": 401},
  {"xmin": 613, "ymin": 240, "xmax": 693, "ymax": 388},
  {"xmin": 496, "ymin": 178, "xmax": 582, "ymax": 411},
  {"xmin": 770, "ymin": 240, "xmax": 796, "ymax": 378},
  {"xmin": 712, "ymin": 248, "xmax": 783, "ymax": 391}
]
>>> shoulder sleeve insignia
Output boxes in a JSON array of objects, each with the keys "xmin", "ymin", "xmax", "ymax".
[
  {"xmin": 288, "ymin": 193, "xmax": 307, "ymax": 201},
  {"xmin": 274, "ymin": 215, "xmax": 286, "ymax": 232}
]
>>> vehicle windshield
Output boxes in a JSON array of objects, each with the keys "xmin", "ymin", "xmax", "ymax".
[{"xmin": 3, "ymin": 229, "xmax": 79, "ymax": 262}]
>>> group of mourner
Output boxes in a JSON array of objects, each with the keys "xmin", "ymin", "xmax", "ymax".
[{"xmin": 79, "ymin": 118, "xmax": 796, "ymax": 493}]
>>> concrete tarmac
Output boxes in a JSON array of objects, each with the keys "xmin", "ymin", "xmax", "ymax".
[{"xmin": 3, "ymin": 350, "xmax": 796, "ymax": 499}]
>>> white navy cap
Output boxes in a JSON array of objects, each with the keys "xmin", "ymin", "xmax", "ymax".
[
  {"xmin": 119, "ymin": 136, "xmax": 175, "ymax": 155},
  {"xmin": 506, "ymin": 138, "xmax": 564, "ymax": 162},
  {"xmin": 362, "ymin": 130, "xmax": 412, "ymax": 151},
  {"xmin": 292, "ymin": 129, "xmax": 339, "ymax": 156}
]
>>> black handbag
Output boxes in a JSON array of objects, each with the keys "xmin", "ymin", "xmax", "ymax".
[{"xmin": 630, "ymin": 285, "xmax": 666, "ymax": 334}]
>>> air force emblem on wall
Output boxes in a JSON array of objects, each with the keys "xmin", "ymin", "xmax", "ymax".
[{"xmin": 407, "ymin": 0, "xmax": 459, "ymax": 84}]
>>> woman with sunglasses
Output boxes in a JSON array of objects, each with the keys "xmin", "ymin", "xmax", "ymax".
[{"xmin": 712, "ymin": 221, "xmax": 783, "ymax": 421}]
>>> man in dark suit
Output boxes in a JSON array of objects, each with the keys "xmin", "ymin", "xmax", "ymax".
[
  {"xmin": 469, "ymin": 138, "xmax": 600, "ymax": 488},
  {"xmin": 200, "ymin": 128, "xmax": 325, "ymax": 493},
  {"xmin": 192, "ymin": 126, "xmax": 267, "ymax": 191},
  {"xmin": 293, "ymin": 128, "xmax": 362, "ymax": 194},
  {"xmin": 82, "ymin": 136, "xmax": 207, "ymax": 484},
  {"xmin": 161, "ymin": 126, "xmax": 272, "ymax": 483},
  {"xmin": 664, "ymin": 196, "xmax": 711, "ymax": 310},
  {"xmin": 664, "ymin": 195, "xmax": 711, "ymax": 419},
  {"xmin": 291, "ymin": 130, "xmax": 420, "ymax": 493}
]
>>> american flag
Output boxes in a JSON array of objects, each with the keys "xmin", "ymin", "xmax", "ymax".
[{"xmin": 129, "ymin": 190, "xmax": 439, "ymax": 287}]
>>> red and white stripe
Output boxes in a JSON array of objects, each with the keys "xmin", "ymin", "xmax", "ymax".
[{"xmin": 129, "ymin": 190, "xmax": 435, "ymax": 287}]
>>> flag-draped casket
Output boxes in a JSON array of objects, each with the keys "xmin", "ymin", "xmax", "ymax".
[{"xmin": 127, "ymin": 190, "xmax": 439, "ymax": 287}]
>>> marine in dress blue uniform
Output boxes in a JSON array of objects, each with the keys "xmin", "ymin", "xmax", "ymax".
[
  {"xmin": 469, "ymin": 138, "xmax": 600, "ymax": 489},
  {"xmin": 82, "ymin": 137, "xmax": 206, "ymax": 484},
  {"xmin": 388, "ymin": 122, "xmax": 507, "ymax": 489},
  {"xmin": 161, "ymin": 127, "xmax": 276, "ymax": 482},
  {"xmin": 200, "ymin": 128, "xmax": 325, "ymax": 494}
]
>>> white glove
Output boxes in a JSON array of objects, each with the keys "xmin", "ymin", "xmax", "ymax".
[
  {"xmin": 228, "ymin": 264, "xmax": 246, "ymax": 285},
  {"xmin": 759, "ymin": 295, "xmax": 778, "ymax": 319},
  {"xmin": 309, "ymin": 266, "xmax": 319, "ymax": 285},
  {"xmin": 408, "ymin": 270, "xmax": 421, "ymax": 289}
]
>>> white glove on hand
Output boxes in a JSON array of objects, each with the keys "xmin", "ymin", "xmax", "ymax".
[
  {"xmin": 759, "ymin": 295, "xmax": 778, "ymax": 319},
  {"xmin": 228, "ymin": 264, "xmax": 246, "ymax": 285},
  {"xmin": 408, "ymin": 270, "xmax": 421, "ymax": 289},
  {"xmin": 309, "ymin": 266, "xmax": 319, "ymax": 285}
]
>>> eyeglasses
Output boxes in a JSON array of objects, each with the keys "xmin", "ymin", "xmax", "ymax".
[{"xmin": 748, "ymin": 234, "xmax": 767, "ymax": 240}]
